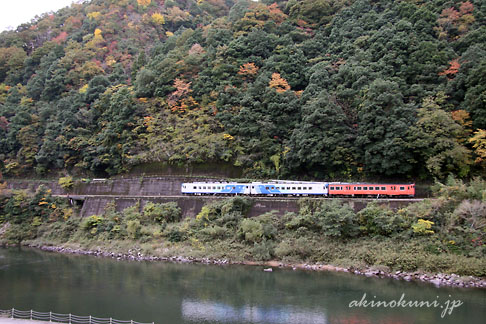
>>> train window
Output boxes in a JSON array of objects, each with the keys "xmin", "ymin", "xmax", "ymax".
[
  {"xmin": 287, "ymin": 187, "xmax": 291, "ymax": 190},
  {"xmin": 298, "ymin": 187, "xmax": 301, "ymax": 190},
  {"xmin": 233, "ymin": 186, "xmax": 236, "ymax": 189},
  {"xmin": 292, "ymin": 187, "xmax": 296, "ymax": 190},
  {"xmin": 363, "ymin": 187, "xmax": 368, "ymax": 190},
  {"xmin": 193, "ymin": 186, "xmax": 197, "ymax": 189},
  {"xmin": 407, "ymin": 186, "xmax": 410, "ymax": 190},
  {"xmin": 271, "ymin": 187, "xmax": 275, "ymax": 190},
  {"xmin": 354, "ymin": 187, "xmax": 356, "ymax": 190},
  {"xmin": 252, "ymin": 186, "xmax": 254, "ymax": 189},
  {"xmin": 381, "ymin": 187, "xmax": 386, "ymax": 190},
  {"xmin": 266, "ymin": 187, "xmax": 269, "ymax": 190},
  {"xmin": 203, "ymin": 187, "xmax": 206, "ymax": 189},
  {"xmin": 357, "ymin": 187, "xmax": 362, "ymax": 190},
  {"xmin": 198, "ymin": 186, "xmax": 202, "ymax": 189},
  {"xmin": 330, "ymin": 186, "xmax": 335, "ymax": 190},
  {"xmin": 375, "ymin": 187, "xmax": 379, "ymax": 190},
  {"xmin": 400, "ymin": 187, "xmax": 405, "ymax": 191}
]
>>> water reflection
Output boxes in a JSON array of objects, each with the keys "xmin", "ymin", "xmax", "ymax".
[
  {"xmin": 0, "ymin": 248, "xmax": 485, "ymax": 324},
  {"xmin": 182, "ymin": 299, "xmax": 328, "ymax": 323}
]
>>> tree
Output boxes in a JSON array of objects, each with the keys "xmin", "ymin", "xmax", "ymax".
[
  {"xmin": 469, "ymin": 129, "xmax": 486, "ymax": 169},
  {"xmin": 408, "ymin": 94, "xmax": 471, "ymax": 178},
  {"xmin": 356, "ymin": 79, "xmax": 415, "ymax": 176},
  {"xmin": 268, "ymin": 72, "xmax": 290, "ymax": 93},
  {"xmin": 287, "ymin": 91, "xmax": 355, "ymax": 177}
]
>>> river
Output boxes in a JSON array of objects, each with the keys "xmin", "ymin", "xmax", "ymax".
[{"xmin": 0, "ymin": 248, "xmax": 485, "ymax": 324}]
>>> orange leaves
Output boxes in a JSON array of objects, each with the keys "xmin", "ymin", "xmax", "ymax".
[
  {"xmin": 137, "ymin": 0, "xmax": 151, "ymax": 6},
  {"xmin": 168, "ymin": 79, "xmax": 198, "ymax": 113},
  {"xmin": 238, "ymin": 62, "xmax": 259, "ymax": 80},
  {"xmin": 440, "ymin": 7, "xmax": 461, "ymax": 23},
  {"xmin": 0, "ymin": 116, "xmax": 8, "ymax": 131},
  {"xmin": 439, "ymin": 59, "xmax": 460, "ymax": 78},
  {"xmin": 269, "ymin": 73, "xmax": 290, "ymax": 93},
  {"xmin": 53, "ymin": 31, "xmax": 68, "ymax": 44},
  {"xmin": 438, "ymin": 1, "xmax": 475, "ymax": 38},
  {"xmin": 188, "ymin": 43, "xmax": 205, "ymax": 56},
  {"xmin": 460, "ymin": 1, "xmax": 474, "ymax": 15},
  {"xmin": 451, "ymin": 110, "xmax": 472, "ymax": 128}
]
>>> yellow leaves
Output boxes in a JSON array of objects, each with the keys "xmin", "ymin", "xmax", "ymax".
[
  {"xmin": 63, "ymin": 208, "xmax": 73, "ymax": 221},
  {"xmin": 85, "ymin": 28, "xmax": 104, "ymax": 48},
  {"xmin": 223, "ymin": 133, "xmax": 234, "ymax": 141},
  {"xmin": 238, "ymin": 62, "xmax": 259, "ymax": 78},
  {"xmin": 469, "ymin": 129, "xmax": 486, "ymax": 165},
  {"xmin": 87, "ymin": 11, "xmax": 101, "ymax": 20},
  {"xmin": 268, "ymin": 72, "xmax": 290, "ymax": 93},
  {"xmin": 105, "ymin": 56, "xmax": 116, "ymax": 66},
  {"xmin": 137, "ymin": 0, "xmax": 151, "ymax": 6},
  {"xmin": 38, "ymin": 201, "xmax": 49, "ymax": 206},
  {"xmin": 51, "ymin": 203, "xmax": 57, "ymax": 209},
  {"xmin": 20, "ymin": 97, "xmax": 34, "ymax": 106},
  {"xmin": 151, "ymin": 13, "xmax": 165, "ymax": 25},
  {"xmin": 412, "ymin": 219, "xmax": 434, "ymax": 235},
  {"xmin": 79, "ymin": 84, "xmax": 89, "ymax": 94},
  {"xmin": 166, "ymin": 31, "xmax": 174, "ymax": 37}
]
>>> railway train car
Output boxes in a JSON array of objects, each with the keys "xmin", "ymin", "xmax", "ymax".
[
  {"xmin": 181, "ymin": 181, "xmax": 415, "ymax": 197},
  {"xmin": 328, "ymin": 183, "xmax": 415, "ymax": 197},
  {"xmin": 251, "ymin": 181, "xmax": 328, "ymax": 196},
  {"xmin": 181, "ymin": 182, "xmax": 251, "ymax": 195}
]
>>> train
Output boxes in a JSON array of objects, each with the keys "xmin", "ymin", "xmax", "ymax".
[{"xmin": 181, "ymin": 180, "xmax": 415, "ymax": 198}]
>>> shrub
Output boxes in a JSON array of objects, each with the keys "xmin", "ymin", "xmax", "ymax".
[
  {"xmin": 143, "ymin": 201, "xmax": 181, "ymax": 223},
  {"xmin": 165, "ymin": 225, "xmax": 187, "ymax": 242},
  {"xmin": 412, "ymin": 219, "xmax": 435, "ymax": 235},
  {"xmin": 198, "ymin": 225, "xmax": 228, "ymax": 241},
  {"xmin": 314, "ymin": 200, "xmax": 360, "ymax": 238},
  {"xmin": 122, "ymin": 204, "xmax": 141, "ymax": 221},
  {"xmin": 196, "ymin": 197, "xmax": 252, "ymax": 228},
  {"xmin": 58, "ymin": 176, "xmax": 74, "ymax": 190},
  {"xmin": 126, "ymin": 219, "xmax": 141, "ymax": 239},
  {"xmin": 358, "ymin": 203, "xmax": 407, "ymax": 237},
  {"xmin": 239, "ymin": 218, "xmax": 264, "ymax": 243},
  {"xmin": 81, "ymin": 215, "xmax": 104, "ymax": 231},
  {"xmin": 252, "ymin": 240, "xmax": 275, "ymax": 261}
]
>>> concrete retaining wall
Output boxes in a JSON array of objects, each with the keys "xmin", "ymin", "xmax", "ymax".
[
  {"xmin": 79, "ymin": 196, "xmax": 300, "ymax": 218},
  {"xmin": 6, "ymin": 177, "xmax": 420, "ymax": 219}
]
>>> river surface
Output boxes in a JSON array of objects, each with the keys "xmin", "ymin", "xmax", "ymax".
[{"xmin": 0, "ymin": 248, "xmax": 485, "ymax": 324}]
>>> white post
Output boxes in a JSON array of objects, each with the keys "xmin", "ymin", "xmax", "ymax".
[
  {"xmin": 110, "ymin": 318, "xmax": 112, "ymax": 324},
  {"xmin": 11, "ymin": 308, "xmax": 14, "ymax": 319},
  {"xmin": 30, "ymin": 310, "xmax": 33, "ymax": 320},
  {"xmin": 89, "ymin": 315, "xmax": 92, "ymax": 324},
  {"xmin": 50, "ymin": 311, "xmax": 52, "ymax": 322},
  {"xmin": 69, "ymin": 313, "xmax": 71, "ymax": 324}
]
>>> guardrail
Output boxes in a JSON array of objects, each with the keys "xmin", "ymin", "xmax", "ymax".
[{"xmin": 0, "ymin": 308, "xmax": 154, "ymax": 324}]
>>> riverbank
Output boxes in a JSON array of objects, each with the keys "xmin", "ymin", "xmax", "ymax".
[
  {"xmin": 2, "ymin": 179, "xmax": 485, "ymax": 289},
  {"xmin": 26, "ymin": 243, "xmax": 486, "ymax": 289}
]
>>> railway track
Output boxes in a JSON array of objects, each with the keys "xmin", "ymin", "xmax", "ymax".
[{"xmin": 54, "ymin": 194, "xmax": 424, "ymax": 202}]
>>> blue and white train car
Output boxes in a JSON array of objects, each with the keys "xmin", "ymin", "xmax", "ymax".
[
  {"xmin": 250, "ymin": 181, "xmax": 329, "ymax": 196},
  {"xmin": 181, "ymin": 182, "xmax": 251, "ymax": 195}
]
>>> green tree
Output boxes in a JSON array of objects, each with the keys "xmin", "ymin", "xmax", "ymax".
[{"xmin": 408, "ymin": 94, "xmax": 472, "ymax": 178}]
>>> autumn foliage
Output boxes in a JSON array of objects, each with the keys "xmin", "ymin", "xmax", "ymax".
[{"xmin": 269, "ymin": 73, "xmax": 290, "ymax": 93}]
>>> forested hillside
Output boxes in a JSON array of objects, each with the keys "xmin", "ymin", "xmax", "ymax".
[{"xmin": 0, "ymin": 0, "xmax": 485, "ymax": 180}]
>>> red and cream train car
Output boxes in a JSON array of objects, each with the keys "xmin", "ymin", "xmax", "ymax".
[{"xmin": 328, "ymin": 183, "xmax": 415, "ymax": 197}]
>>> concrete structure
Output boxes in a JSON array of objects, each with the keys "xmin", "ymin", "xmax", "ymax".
[{"xmin": 5, "ymin": 177, "xmax": 421, "ymax": 218}]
